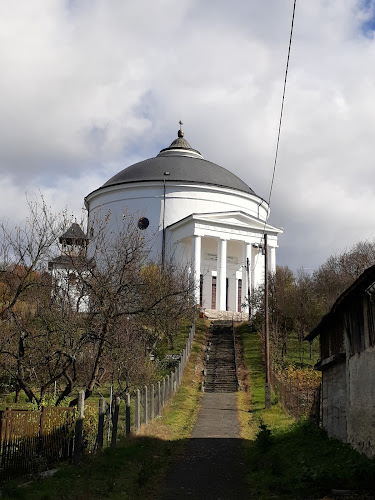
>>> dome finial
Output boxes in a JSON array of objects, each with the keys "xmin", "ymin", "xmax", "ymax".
[{"xmin": 178, "ymin": 120, "xmax": 184, "ymax": 138}]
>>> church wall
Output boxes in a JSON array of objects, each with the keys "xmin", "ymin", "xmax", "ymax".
[
  {"xmin": 201, "ymin": 271, "xmax": 213, "ymax": 309},
  {"xmin": 86, "ymin": 181, "xmax": 269, "ymax": 259},
  {"xmin": 87, "ymin": 184, "xmax": 164, "ymax": 253},
  {"xmin": 164, "ymin": 185, "xmax": 269, "ymax": 227},
  {"xmin": 252, "ymin": 248, "xmax": 265, "ymax": 287},
  {"xmin": 86, "ymin": 180, "xmax": 278, "ymax": 313}
]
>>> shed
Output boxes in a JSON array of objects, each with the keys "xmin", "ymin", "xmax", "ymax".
[{"xmin": 305, "ymin": 264, "xmax": 375, "ymax": 458}]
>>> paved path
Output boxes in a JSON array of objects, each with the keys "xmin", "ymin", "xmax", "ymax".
[{"xmin": 160, "ymin": 393, "xmax": 248, "ymax": 499}]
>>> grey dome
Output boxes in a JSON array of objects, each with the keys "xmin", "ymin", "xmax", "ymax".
[{"xmin": 96, "ymin": 133, "xmax": 256, "ymax": 196}]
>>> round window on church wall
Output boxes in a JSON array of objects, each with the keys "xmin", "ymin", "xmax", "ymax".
[{"xmin": 138, "ymin": 217, "xmax": 149, "ymax": 230}]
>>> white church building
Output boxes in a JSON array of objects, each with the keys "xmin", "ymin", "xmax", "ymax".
[{"xmin": 85, "ymin": 125, "xmax": 282, "ymax": 316}]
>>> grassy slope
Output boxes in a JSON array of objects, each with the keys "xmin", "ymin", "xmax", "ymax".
[
  {"xmin": 0, "ymin": 320, "xmax": 208, "ymax": 500},
  {"xmin": 237, "ymin": 322, "xmax": 375, "ymax": 500},
  {"xmin": 237, "ymin": 323, "xmax": 293, "ymax": 443},
  {"xmin": 273, "ymin": 333, "xmax": 320, "ymax": 369}
]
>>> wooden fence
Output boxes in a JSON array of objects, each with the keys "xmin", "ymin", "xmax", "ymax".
[
  {"xmin": 0, "ymin": 322, "xmax": 195, "ymax": 479},
  {"xmin": 0, "ymin": 407, "xmax": 75, "ymax": 480},
  {"xmin": 270, "ymin": 366, "xmax": 321, "ymax": 422},
  {"xmin": 82, "ymin": 322, "xmax": 195, "ymax": 454}
]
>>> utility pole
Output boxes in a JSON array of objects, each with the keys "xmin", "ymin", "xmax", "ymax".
[{"xmin": 264, "ymin": 234, "xmax": 271, "ymax": 409}]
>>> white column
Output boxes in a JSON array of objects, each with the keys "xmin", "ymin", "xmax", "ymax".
[
  {"xmin": 217, "ymin": 238, "xmax": 227, "ymax": 311},
  {"xmin": 242, "ymin": 243, "xmax": 252, "ymax": 312},
  {"xmin": 251, "ymin": 245, "xmax": 258, "ymax": 288},
  {"xmin": 269, "ymin": 246, "xmax": 276, "ymax": 274},
  {"xmin": 191, "ymin": 235, "xmax": 201, "ymax": 306}
]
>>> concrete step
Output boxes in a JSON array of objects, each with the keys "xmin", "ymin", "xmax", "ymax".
[{"xmin": 204, "ymin": 322, "xmax": 238, "ymax": 393}]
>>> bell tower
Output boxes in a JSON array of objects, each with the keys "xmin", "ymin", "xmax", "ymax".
[{"xmin": 59, "ymin": 222, "xmax": 88, "ymax": 257}]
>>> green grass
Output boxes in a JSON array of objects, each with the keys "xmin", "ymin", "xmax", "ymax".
[
  {"xmin": 248, "ymin": 419, "xmax": 375, "ymax": 499},
  {"xmin": 237, "ymin": 323, "xmax": 293, "ymax": 441},
  {"xmin": 0, "ymin": 437, "xmax": 181, "ymax": 500},
  {"xmin": 0, "ymin": 319, "xmax": 208, "ymax": 500},
  {"xmin": 237, "ymin": 322, "xmax": 375, "ymax": 499},
  {"xmin": 4, "ymin": 320, "xmax": 374, "ymax": 500},
  {"xmin": 273, "ymin": 332, "xmax": 319, "ymax": 369}
]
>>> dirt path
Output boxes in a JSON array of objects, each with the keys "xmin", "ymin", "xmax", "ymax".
[{"xmin": 159, "ymin": 392, "xmax": 248, "ymax": 500}]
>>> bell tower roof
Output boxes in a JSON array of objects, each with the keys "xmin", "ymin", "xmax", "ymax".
[{"xmin": 59, "ymin": 222, "xmax": 88, "ymax": 246}]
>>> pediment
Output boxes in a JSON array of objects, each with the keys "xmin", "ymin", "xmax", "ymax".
[
  {"xmin": 167, "ymin": 210, "xmax": 282, "ymax": 235},
  {"xmin": 193, "ymin": 211, "xmax": 282, "ymax": 233}
]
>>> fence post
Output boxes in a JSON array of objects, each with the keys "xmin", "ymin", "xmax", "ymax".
[
  {"xmin": 296, "ymin": 380, "xmax": 300, "ymax": 419},
  {"xmin": 307, "ymin": 385, "xmax": 310, "ymax": 413},
  {"xmin": 39, "ymin": 406, "xmax": 46, "ymax": 454},
  {"xmin": 144, "ymin": 386, "xmax": 148, "ymax": 425},
  {"xmin": 125, "ymin": 393, "xmax": 131, "ymax": 437},
  {"xmin": 96, "ymin": 397, "xmax": 106, "ymax": 451},
  {"xmin": 1, "ymin": 410, "xmax": 8, "ymax": 477},
  {"xmin": 73, "ymin": 390, "xmax": 85, "ymax": 465},
  {"xmin": 162, "ymin": 377, "xmax": 166, "ymax": 406},
  {"xmin": 289, "ymin": 377, "xmax": 293, "ymax": 411},
  {"xmin": 111, "ymin": 397, "xmax": 120, "ymax": 448},
  {"xmin": 166, "ymin": 375, "xmax": 170, "ymax": 402},
  {"xmin": 135, "ymin": 389, "xmax": 141, "ymax": 431},
  {"xmin": 150, "ymin": 384, "xmax": 155, "ymax": 421},
  {"xmin": 170, "ymin": 372, "xmax": 174, "ymax": 396},
  {"xmin": 157, "ymin": 381, "xmax": 161, "ymax": 416}
]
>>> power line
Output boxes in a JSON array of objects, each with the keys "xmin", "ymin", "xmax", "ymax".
[
  {"xmin": 263, "ymin": 0, "xmax": 297, "ymax": 408},
  {"xmin": 254, "ymin": 0, "xmax": 297, "ymax": 257},
  {"xmin": 250, "ymin": 0, "xmax": 297, "ymax": 325},
  {"xmin": 267, "ymin": 0, "xmax": 297, "ymax": 209}
]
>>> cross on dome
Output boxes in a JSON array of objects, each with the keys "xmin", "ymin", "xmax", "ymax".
[{"xmin": 178, "ymin": 120, "xmax": 184, "ymax": 138}]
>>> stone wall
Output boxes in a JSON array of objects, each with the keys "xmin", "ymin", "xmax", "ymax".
[
  {"xmin": 202, "ymin": 309, "xmax": 248, "ymax": 321},
  {"xmin": 322, "ymin": 361, "xmax": 347, "ymax": 442},
  {"xmin": 347, "ymin": 345, "xmax": 375, "ymax": 458}
]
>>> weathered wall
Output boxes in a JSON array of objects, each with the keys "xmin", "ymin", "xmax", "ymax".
[
  {"xmin": 347, "ymin": 345, "xmax": 375, "ymax": 458},
  {"xmin": 322, "ymin": 362, "xmax": 347, "ymax": 442}
]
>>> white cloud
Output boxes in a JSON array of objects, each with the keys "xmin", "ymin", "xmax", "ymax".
[{"xmin": 1, "ymin": 0, "xmax": 375, "ymax": 270}]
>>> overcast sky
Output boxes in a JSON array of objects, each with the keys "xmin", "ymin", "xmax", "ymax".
[{"xmin": 1, "ymin": 0, "xmax": 375, "ymax": 271}]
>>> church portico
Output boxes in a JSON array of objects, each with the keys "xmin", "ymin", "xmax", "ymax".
[{"xmin": 167, "ymin": 210, "xmax": 282, "ymax": 313}]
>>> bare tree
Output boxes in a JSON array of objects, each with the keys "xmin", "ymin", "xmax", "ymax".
[{"xmin": 0, "ymin": 200, "xmax": 194, "ymax": 407}]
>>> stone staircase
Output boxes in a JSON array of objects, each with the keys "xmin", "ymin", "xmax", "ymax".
[{"xmin": 205, "ymin": 322, "xmax": 238, "ymax": 393}]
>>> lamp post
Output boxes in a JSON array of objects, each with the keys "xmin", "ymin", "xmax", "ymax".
[{"xmin": 161, "ymin": 171, "xmax": 170, "ymax": 267}]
